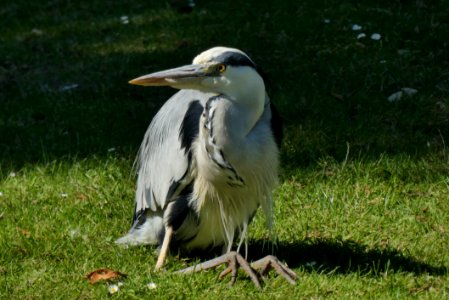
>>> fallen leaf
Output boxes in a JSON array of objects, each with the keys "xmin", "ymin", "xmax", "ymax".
[
  {"xmin": 401, "ymin": 87, "xmax": 418, "ymax": 96},
  {"xmin": 31, "ymin": 28, "xmax": 44, "ymax": 36},
  {"xmin": 59, "ymin": 83, "xmax": 79, "ymax": 92},
  {"xmin": 85, "ymin": 268, "xmax": 126, "ymax": 284},
  {"xmin": 370, "ymin": 33, "xmax": 382, "ymax": 40},
  {"xmin": 120, "ymin": 16, "xmax": 129, "ymax": 24},
  {"xmin": 76, "ymin": 193, "xmax": 88, "ymax": 201},
  {"xmin": 387, "ymin": 87, "xmax": 418, "ymax": 102},
  {"xmin": 331, "ymin": 93, "xmax": 345, "ymax": 101},
  {"xmin": 352, "ymin": 24, "xmax": 362, "ymax": 31},
  {"xmin": 387, "ymin": 91, "xmax": 403, "ymax": 102},
  {"xmin": 16, "ymin": 227, "xmax": 31, "ymax": 237}
]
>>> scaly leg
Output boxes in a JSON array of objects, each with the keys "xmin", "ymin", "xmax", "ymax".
[{"xmin": 154, "ymin": 226, "xmax": 173, "ymax": 271}]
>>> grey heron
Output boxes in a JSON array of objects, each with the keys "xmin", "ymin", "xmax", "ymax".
[{"xmin": 117, "ymin": 47, "xmax": 296, "ymax": 287}]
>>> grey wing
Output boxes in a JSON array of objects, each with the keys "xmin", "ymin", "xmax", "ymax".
[
  {"xmin": 116, "ymin": 90, "xmax": 209, "ymax": 245},
  {"xmin": 122, "ymin": 90, "xmax": 211, "ymax": 238}
]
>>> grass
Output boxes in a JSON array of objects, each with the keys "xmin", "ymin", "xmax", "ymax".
[{"xmin": 1, "ymin": 0, "xmax": 449, "ymax": 298}]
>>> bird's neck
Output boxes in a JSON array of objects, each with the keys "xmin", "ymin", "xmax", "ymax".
[
  {"xmin": 206, "ymin": 90, "xmax": 265, "ymax": 150},
  {"xmin": 227, "ymin": 94, "xmax": 265, "ymax": 138},
  {"xmin": 221, "ymin": 74, "xmax": 266, "ymax": 138}
]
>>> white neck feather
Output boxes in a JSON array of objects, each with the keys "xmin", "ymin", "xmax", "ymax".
[{"xmin": 218, "ymin": 67, "xmax": 266, "ymax": 138}]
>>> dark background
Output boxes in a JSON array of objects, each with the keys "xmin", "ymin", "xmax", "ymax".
[{"xmin": 1, "ymin": 0, "xmax": 448, "ymax": 172}]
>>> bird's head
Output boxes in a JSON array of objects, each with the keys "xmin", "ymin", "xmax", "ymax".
[{"xmin": 129, "ymin": 47, "xmax": 265, "ymax": 101}]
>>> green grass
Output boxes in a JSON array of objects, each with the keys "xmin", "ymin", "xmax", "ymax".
[{"xmin": 1, "ymin": 0, "xmax": 449, "ymax": 298}]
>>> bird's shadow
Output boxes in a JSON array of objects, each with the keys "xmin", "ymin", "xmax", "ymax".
[
  {"xmin": 180, "ymin": 238, "xmax": 446, "ymax": 276},
  {"xmin": 250, "ymin": 238, "xmax": 447, "ymax": 276}
]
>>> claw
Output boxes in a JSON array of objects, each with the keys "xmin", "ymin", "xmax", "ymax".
[
  {"xmin": 251, "ymin": 255, "xmax": 297, "ymax": 285},
  {"xmin": 218, "ymin": 266, "xmax": 232, "ymax": 279}
]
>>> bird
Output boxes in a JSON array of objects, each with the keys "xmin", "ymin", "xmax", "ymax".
[{"xmin": 116, "ymin": 46, "xmax": 296, "ymax": 287}]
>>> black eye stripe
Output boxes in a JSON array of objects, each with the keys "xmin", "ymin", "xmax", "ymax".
[{"xmin": 214, "ymin": 51, "xmax": 256, "ymax": 68}]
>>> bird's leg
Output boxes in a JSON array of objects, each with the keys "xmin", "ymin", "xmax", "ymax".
[
  {"xmin": 154, "ymin": 226, "xmax": 173, "ymax": 271},
  {"xmin": 250, "ymin": 255, "xmax": 297, "ymax": 285},
  {"xmin": 176, "ymin": 251, "xmax": 262, "ymax": 289}
]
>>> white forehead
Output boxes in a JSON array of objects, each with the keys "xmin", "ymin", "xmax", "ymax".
[{"xmin": 192, "ymin": 47, "xmax": 249, "ymax": 64}]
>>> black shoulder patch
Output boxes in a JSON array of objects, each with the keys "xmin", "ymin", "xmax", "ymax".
[
  {"xmin": 215, "ymin": 51, "xmax": 256, "ymax": 69},
  {"xmin": 165, "ymin": 165, "xmax": 190, "ymax": 203},
  {"xmin": 180, "ymin": 100, "xmax": 203, "ymax": 154},
  {"xmin": 270, "ymin": 102, "xmax": 283, "ymax": 148}
]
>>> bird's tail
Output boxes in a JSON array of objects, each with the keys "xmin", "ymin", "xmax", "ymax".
[{"xmin": 115, "ymin": 212, "xmax": 164, "ymax": 246}]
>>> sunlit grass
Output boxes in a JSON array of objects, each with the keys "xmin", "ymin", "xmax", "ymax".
[{"xmin": 1, "ymin": 155, "xmax": 448, "ymax": 298}]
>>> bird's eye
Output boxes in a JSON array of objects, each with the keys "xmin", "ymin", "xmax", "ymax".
[{"xmin": 216, "ymin": 64, "xmax": 226, "ymax": 73}]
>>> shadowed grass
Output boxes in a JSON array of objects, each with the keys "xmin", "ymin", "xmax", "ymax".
[{"xmin": 1, "ymin": 0, "xmax": 449, "ymax": 298}]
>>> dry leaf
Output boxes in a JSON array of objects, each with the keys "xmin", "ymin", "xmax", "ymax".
[
  {"xmin": 16, "ymin": 227, "xmax": 31, "ymax": 237},
  {"xmin": 331, "ymin": 93, "xmax": 345, "ymax": 101},
  {"xmin": 370, "ymin": 33, "xmax": 382, "ymax": 40},
  {"xmin": 85, "ymin": 268, "xmax": 126, "ymax": 284},
  {"xmin": 76, "ymin": 193, "xmax": 88, "ymax": 201},
  {"xmin": 387, "ymin": 91, "xmax": 403, "ymax": 102},
  {"xmin": 388, "ymin": 87, "xmax": 418, "ymax": 102}
]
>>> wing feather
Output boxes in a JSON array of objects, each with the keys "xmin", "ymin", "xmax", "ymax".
[{"xmin": 132, "ymin": 90, "xmax": 212, "ymax": 225}]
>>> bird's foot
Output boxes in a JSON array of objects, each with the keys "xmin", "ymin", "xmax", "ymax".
[
  {"xmin": 250, "ymin": 255, "xmax": 297, "ymax": 285},
  {"xmin": 176, "ymin": 251, "xmax": 296, "ymax": 289}
]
